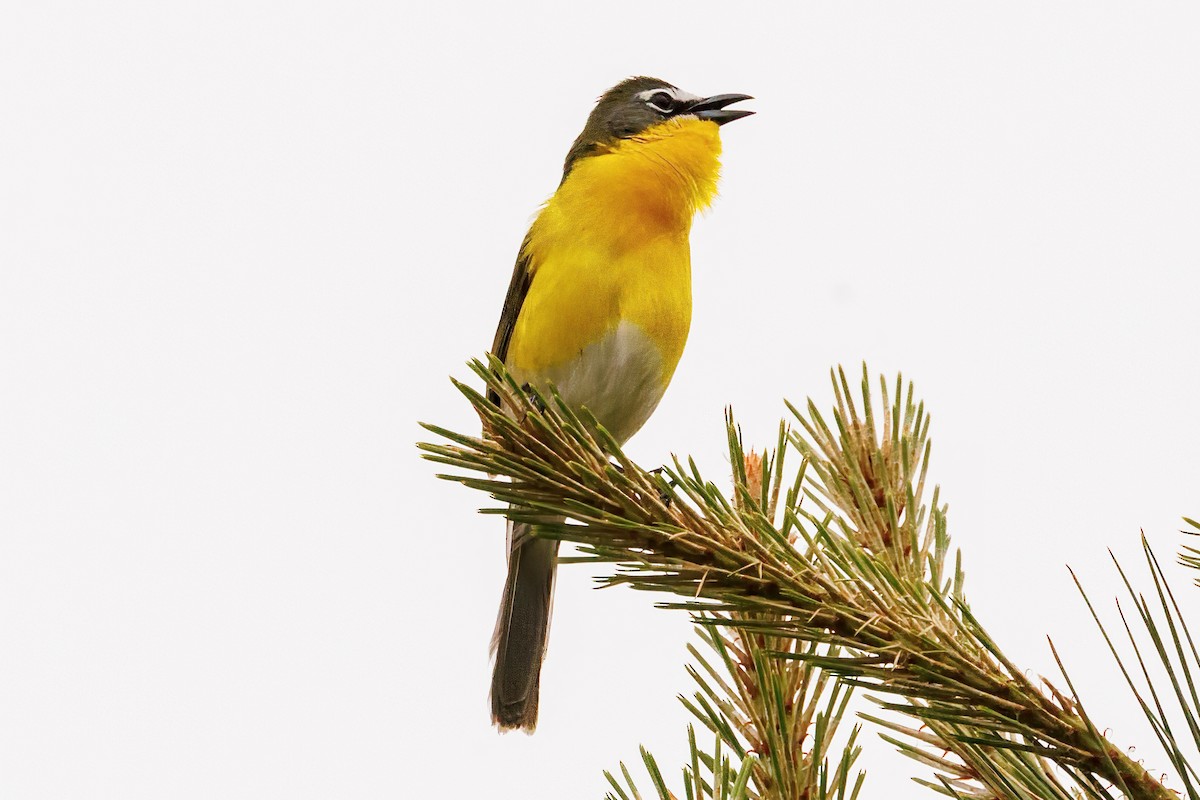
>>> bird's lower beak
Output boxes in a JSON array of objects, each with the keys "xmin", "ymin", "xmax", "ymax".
[{"xmin": 689, "ymin": 93, "xmax": 755, "ymax": 125}]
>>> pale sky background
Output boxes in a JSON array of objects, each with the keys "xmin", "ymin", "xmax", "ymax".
[{"xmin": 2, "ymin": 2, "xmax": 1198, "ymax": 798}]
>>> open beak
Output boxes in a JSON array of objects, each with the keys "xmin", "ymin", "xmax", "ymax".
[{"xmin": 689, "ymin": 93, "xmax": 755, "ymax": 125}]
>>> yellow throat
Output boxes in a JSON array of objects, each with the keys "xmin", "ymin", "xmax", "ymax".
[{"xmin": 505, "ymin": 115, "xmax": 724, "ymax": 385}]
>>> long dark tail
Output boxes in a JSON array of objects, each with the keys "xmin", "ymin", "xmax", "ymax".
[{"xmin": 490, "ymin": 520, "xmax": 559, "ymax": 731}]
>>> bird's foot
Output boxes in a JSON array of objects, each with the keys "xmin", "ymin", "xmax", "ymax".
[
  {"xmin": 649, "ymin": 466, "xmax": 676, "ymax": 507},
  {"xmin": 608, "ymin": 462, "xmax": 675, "ymax": 507},
  {"xmin": 519, "ymin": 383, "xmax": 547, "ymax": 414}
]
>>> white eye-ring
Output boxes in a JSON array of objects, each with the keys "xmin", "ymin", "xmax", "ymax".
[
  {"xmin": 646, "ymin": 91, "xmax": 674, "ymax": 113},
  {"xmin": 636, "ymin": 86, "xmax": 704, "ymax": 115}
]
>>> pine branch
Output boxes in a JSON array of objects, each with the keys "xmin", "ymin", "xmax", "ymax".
[
  {"xmin": 419, "ymin": 358, "xmax": 1176, "ymax": 800},
  {"xmin": 601, "ymin": 422, "xmax": 867, "ymax": 800},
  {"xmin": 677, "ymin": 429, "xmax": 865, "ymax": 800},
  {"xmin": 681, "ymin": 618, "xmax": 866, "ymax": 800}
]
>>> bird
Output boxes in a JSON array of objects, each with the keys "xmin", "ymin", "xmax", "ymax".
[{"xmin": 487, "ymin": 76, "xmax": 753, "ymax": 731}]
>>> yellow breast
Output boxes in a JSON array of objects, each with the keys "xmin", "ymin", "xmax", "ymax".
[{"xmin": 506, "ymin": 116, "xmax": 724, "ymax": 389}]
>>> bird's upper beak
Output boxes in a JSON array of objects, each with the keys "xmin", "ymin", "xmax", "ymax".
[{"xmin": 688, "ymin": 93, "xmax": 755, "ymax": 125}]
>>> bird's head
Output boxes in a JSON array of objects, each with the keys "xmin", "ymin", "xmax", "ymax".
[{"xmin": 562, "ymin": 76, "xmax": 753, "ymax": 179}]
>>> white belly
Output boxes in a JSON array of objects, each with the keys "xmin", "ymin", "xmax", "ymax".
[{"xmin": 509, "ymin": 320, "xmax": 667, "ymax": 446}]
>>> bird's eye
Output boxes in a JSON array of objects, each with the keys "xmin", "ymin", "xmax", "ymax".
[{"xmin": 647, "ymin": 91, "xmax": 674, "ymax": 113}]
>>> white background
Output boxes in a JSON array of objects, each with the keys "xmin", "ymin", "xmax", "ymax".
[{"xmin": 2, "ymin": 2, "xmax": 1198, "ymax": 797}]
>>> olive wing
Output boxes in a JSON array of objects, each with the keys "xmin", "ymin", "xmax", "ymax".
[{"xmin": 488, "ymin": 237, "xmax": 533, "ymax": 406}]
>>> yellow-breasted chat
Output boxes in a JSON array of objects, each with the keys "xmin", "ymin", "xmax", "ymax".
[{"xmin": 488, "ymin": 76, "xmax": 753, "ymax": 731}]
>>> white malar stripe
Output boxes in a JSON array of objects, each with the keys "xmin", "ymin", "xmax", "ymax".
[{"xmin": 512, "ymin": 320, "xmax": 668, "ymax": 446}]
